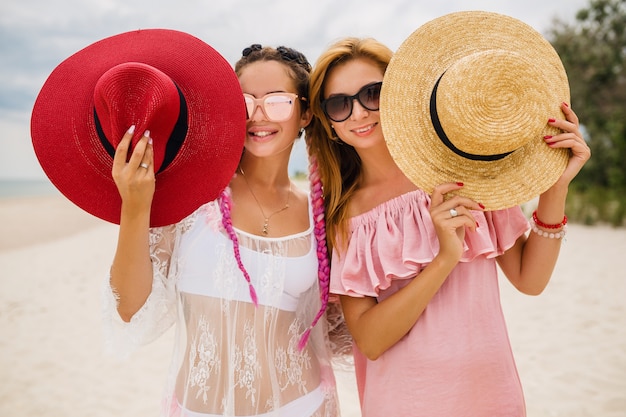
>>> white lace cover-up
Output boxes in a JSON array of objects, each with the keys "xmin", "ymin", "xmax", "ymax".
[{"xmin": 102, "ymin": 195, "xmax": 340, "ymax": 417}]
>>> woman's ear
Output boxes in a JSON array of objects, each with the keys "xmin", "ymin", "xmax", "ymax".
[{"xmin": 300, "ymin": 107, "xmax": 313, "ymax": 129}]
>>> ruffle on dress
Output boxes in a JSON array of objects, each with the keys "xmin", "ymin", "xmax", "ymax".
[{"xmin": 331, "ymin": 189, "xmax": 529, "ymax": 297}]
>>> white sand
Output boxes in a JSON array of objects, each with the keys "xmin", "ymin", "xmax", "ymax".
[{"xmin": 1, "ymin": 195, "xmax": 624, "ymax": 416}]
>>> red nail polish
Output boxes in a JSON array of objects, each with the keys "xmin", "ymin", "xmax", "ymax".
[
  {"xmin": 544, "ymin": 135, "xmax": 553, "ymax": 139},
  {"xmin": 476, "ymin": 222, "xmax": 480, "ymax": 228},
  {"xmin": 456, "ymin": 182, "xmax": 464, "ymax": 187},
  {"xmin": 478, "ymin": 203, "xmax": 485, "ymax": 209},
  {"xmin": 562, "ymin": 102, "xmax": 569, "ymax": 107},
  {"xmin": 548, "ymin": 118, "xmax": 556, "ymax": 123}
]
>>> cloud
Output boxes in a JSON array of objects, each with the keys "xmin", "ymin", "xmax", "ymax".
[
  {"xmin": 0, "ymin": 110, "xmax": 45, "ymax": 180},
  {"xmin": 0, "ymin": 0, "xmax": 588, "ymax": 179}
]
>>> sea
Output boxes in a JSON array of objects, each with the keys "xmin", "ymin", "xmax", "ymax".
[
  {"xmin": 0, "ymin": 179, "xmax": 60, "ymax": 199},
  {"xmin": 0, "ymin": 136, "xmax": 310, "ymax": 200}
]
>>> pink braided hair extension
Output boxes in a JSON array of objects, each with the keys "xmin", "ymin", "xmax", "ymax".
[
  {"xmin": 219, "ymin": 187, "xmax": 258, "ymax": 307},
  {"xmin": 297, "ymin": 148, "xmax": 331, "ymax": 350}
]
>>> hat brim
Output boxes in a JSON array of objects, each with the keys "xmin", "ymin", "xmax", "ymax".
[
  {"xmin": 381, "ymin": 11, "xmax": 570, "ymax": 210},
  {"xmin": 31, "ymin": 29, "xmax": 246, "ymax": 226}
]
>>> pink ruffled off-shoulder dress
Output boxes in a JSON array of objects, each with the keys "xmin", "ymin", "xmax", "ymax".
[{"xmin": 330, "ymin": 189, "xmax": 530, "ymax": 417}]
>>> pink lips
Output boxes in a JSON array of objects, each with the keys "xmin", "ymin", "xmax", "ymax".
[
  {"xmin": 351, "ymin": 122, "xmax": 378, "ymax": 137},
  {"xmin": 248, "ymin": 127, "xmax": 278, "ymax": 142}
]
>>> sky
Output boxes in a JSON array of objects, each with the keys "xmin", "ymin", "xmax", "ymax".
[{"xmin": 0, "ymin": 0, "xmax": 589, "ymax": 180}]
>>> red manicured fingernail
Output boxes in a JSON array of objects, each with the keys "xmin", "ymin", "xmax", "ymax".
[
  {"xmin": 544, "ymin": 135, "xmax": 553, "ymax": 140},
  {"xmin": 562, "ymin": 102, "xmax": 569, "ymax": 107},
  {"xmin": 548, "ymin": 118, "xmax": 556, "ymax": 123},
  {"xmin": 456, "ymin": 182, "xmax": 464, "ymax": 186},
  {"xmin": 478, "ymin": 203, "xmax": 485, "ymax": 209},
  {"xmin": 476, "ymin": 222, "xmax": 480, "ymax": 228}
]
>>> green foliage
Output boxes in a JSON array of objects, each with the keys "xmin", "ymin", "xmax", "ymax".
[
  {"xmin": 292, "ymin": 170, "xmax": 308, "ymax": 180},
  {"xmin": 548, "ymin": 0, "xmax": 626, "ymax": 226},
  {"xmin": 566, "ymin": 183, "xmax": 626, "ymax": 226}
]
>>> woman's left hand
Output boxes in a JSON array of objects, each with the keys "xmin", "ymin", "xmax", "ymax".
[{"xmin": 544, "ymin": 103, "xmax": 591, "ymax": 186}]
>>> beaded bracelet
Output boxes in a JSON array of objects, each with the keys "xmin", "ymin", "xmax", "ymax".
[
  {"xmin": 532, "ymin": 210, "xmax": 567, "ymax": 229},
  {"xmin": 530, "ymin": 220, "xmax": 567, "ymax": 239}
]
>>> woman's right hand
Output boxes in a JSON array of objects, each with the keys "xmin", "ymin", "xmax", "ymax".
[
  {"xmin": 112, "ymin": 126, "xmax": 155, "ymax": 214},
  {"xmin": 110, "ymin": 126, "xmax": 156, "ymax": 321},
  {"xmin": 429, "ymin": 182, "xmax": 483, "ymax": 263},
  {"xmin": 342, "ymin": 183, "xmax": 486, "ymax": 360}
]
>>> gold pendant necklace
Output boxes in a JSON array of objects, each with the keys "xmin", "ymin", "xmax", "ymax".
[{"xmin": 239, "ymin": 168, "xmax": 291, "ymax": 235}]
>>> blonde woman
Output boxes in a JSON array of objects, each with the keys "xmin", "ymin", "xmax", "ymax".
[{"xmin": 307, "ymin": 36, "xmax": 589, "ymax": 416}]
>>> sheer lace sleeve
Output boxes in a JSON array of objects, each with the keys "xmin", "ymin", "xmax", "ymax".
[{"xmin": 102, "ymin": 222, "xmax": 184, "ymax": 359}]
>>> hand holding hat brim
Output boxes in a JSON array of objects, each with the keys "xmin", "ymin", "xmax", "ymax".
[
  {"xmin": 31, "ymin": 29, "xmax": 246, "ymax": 226},
  {"xmin": 381, "ymin": 11, "xmax": 570, "ymax": 210}
]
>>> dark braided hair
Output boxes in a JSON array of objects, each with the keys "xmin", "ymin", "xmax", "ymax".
[{"xmin": 219, "ymin": 44, "xmax": 330, "ymax": 350}]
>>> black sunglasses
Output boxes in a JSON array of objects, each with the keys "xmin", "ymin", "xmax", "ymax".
[{"xmin": 321, "ymin": 82, "xmax": 382, "ymax": 122}]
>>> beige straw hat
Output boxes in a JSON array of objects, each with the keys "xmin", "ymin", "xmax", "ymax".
[{"xmin": 380, "ymin": 11, "xmax": 570, "ymax": 210}]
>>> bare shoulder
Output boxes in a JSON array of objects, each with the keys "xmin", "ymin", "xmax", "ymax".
[{"xmin": 350, "ymin": 175, "xmax": 417, "ymax": 216}]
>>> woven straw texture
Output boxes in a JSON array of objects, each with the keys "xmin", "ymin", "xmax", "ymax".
[
  {"xmin": 381, "ymin": 11, "xmax": 570, "ymax": 209},
  {"xmin": 31, "ymin": 29, "xmax": 246, "ymax": 226}
]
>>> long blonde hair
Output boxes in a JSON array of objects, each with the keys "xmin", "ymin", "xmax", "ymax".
[{"xmin": 307, "ymin": 37, "xmax": 393, "ymax": 255}]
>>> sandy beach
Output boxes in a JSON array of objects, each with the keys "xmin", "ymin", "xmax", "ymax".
[{"xmin": 1, "ymin": 194, "xmax": 625, "ymax": 417}]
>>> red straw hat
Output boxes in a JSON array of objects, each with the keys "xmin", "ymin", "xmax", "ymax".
[{"xmin": 31, "ymin": 29, "xmax": 246, "ymax": 226}]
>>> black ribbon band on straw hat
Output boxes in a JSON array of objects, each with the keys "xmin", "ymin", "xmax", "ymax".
[
  {"xmin": 93, "ymin": 83, "xmax": 188, "ymax": 174},
  {"xmin": 30, "ymin": 29, "xmax": 246, "ymax": 227},
  {"xmin": 429, "ymin": 73, "xmax": 513, "ymax": 162},
  {"xmin": 380, "ymin": 11, "xmax": 571, "ymax": 210}
]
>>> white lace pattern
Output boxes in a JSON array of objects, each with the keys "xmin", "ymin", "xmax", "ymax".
[{"xmin": 102, "ymin": 197, "xmax": 340, "ymax": 416}]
